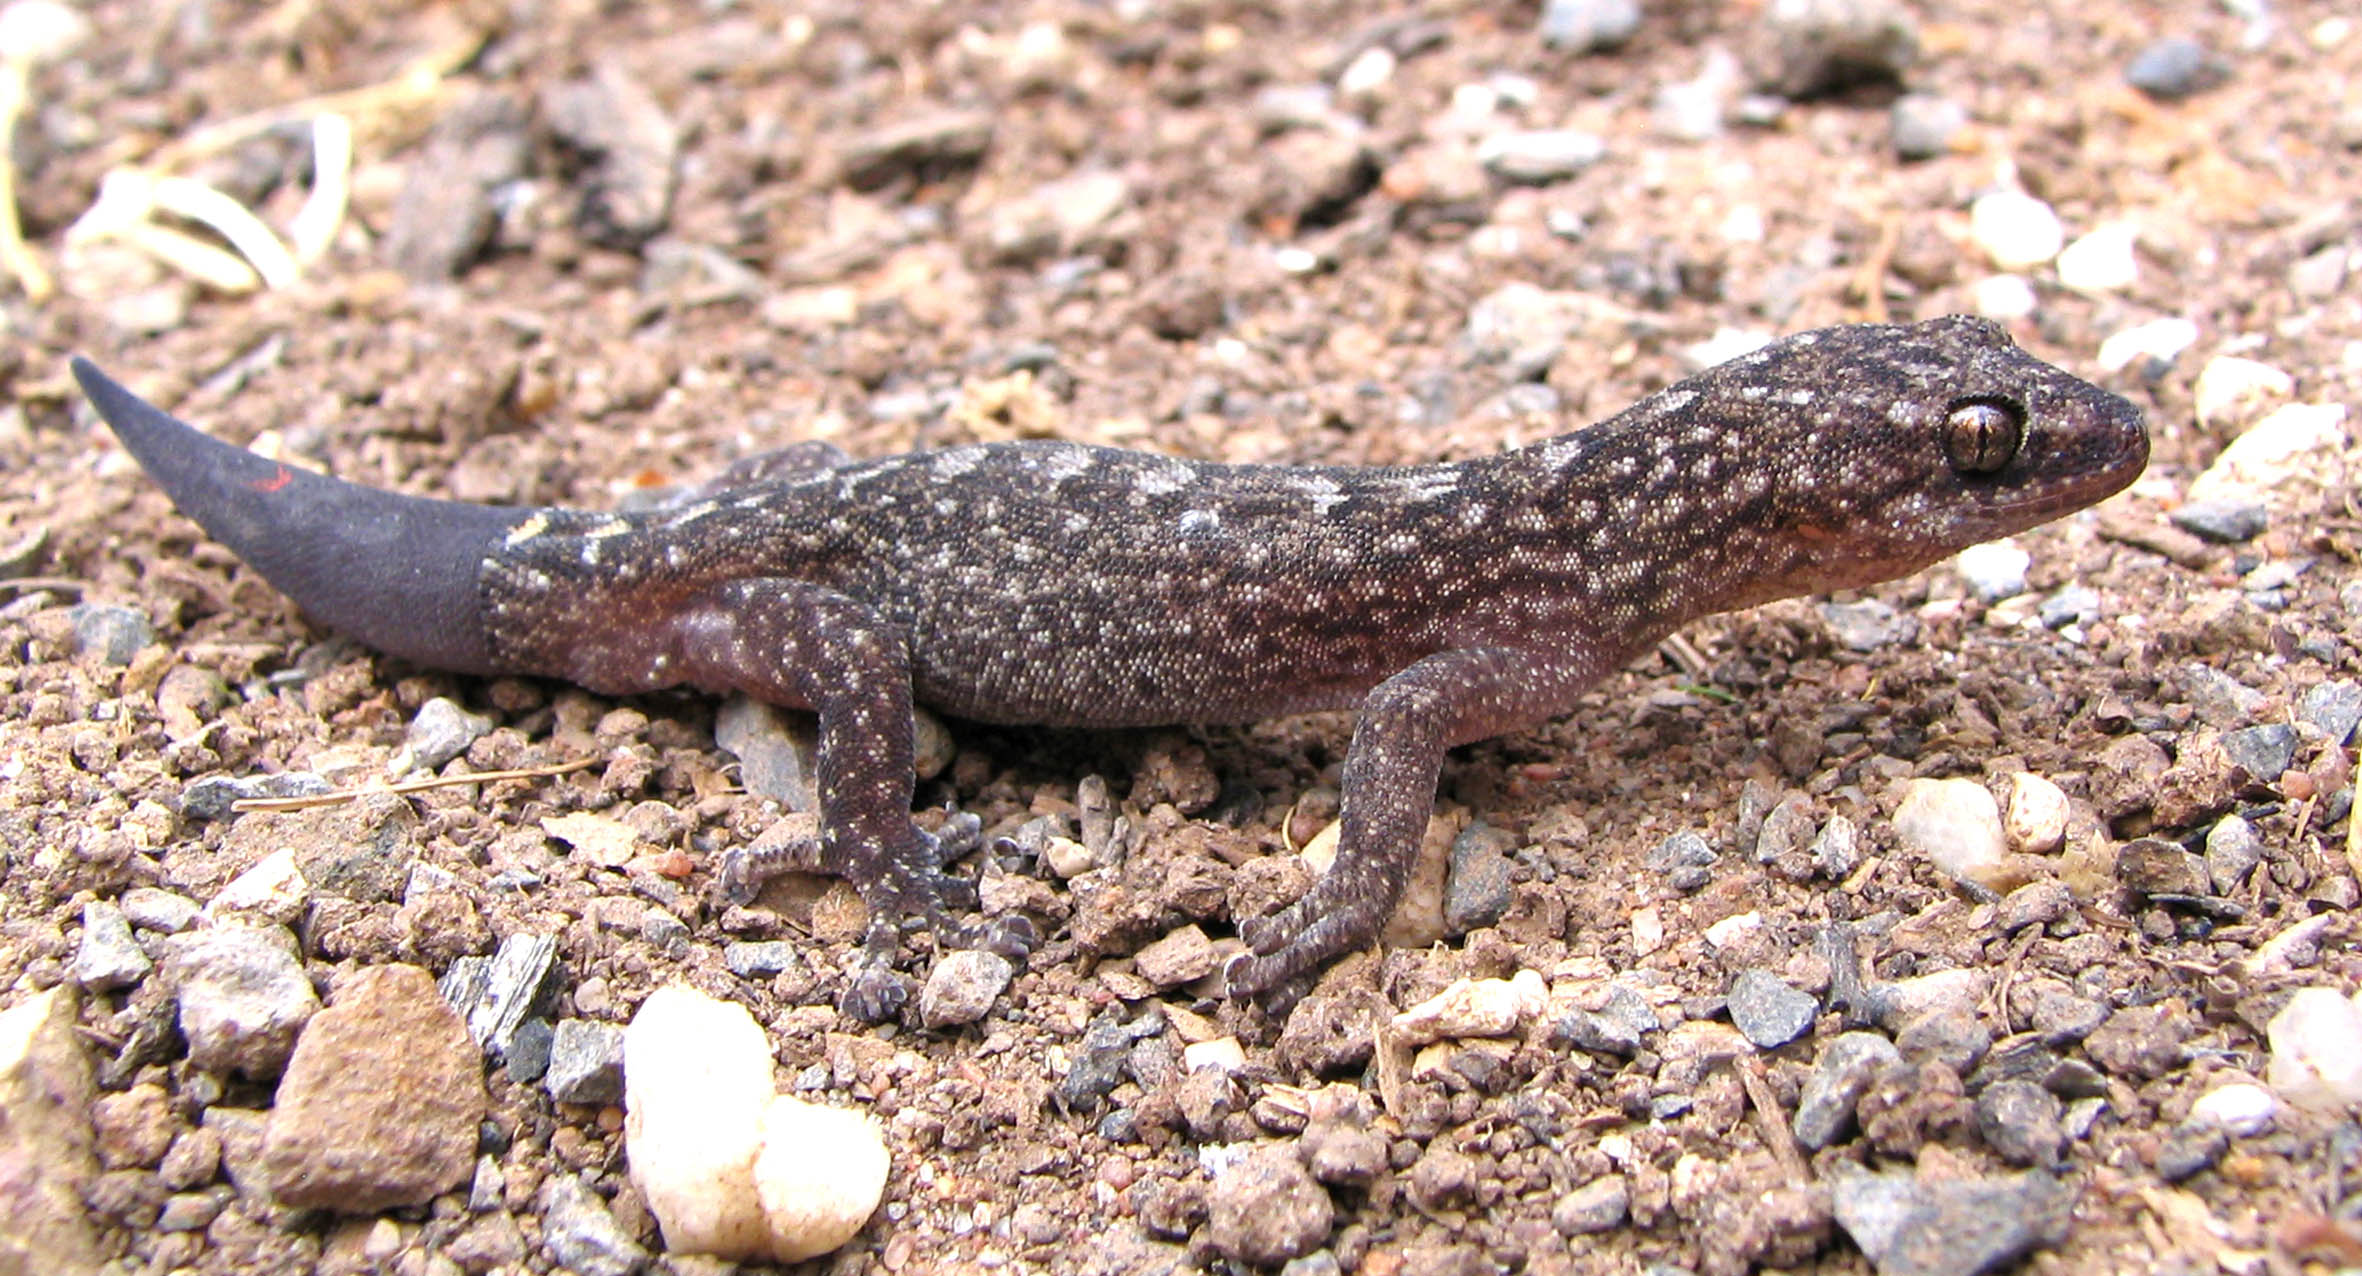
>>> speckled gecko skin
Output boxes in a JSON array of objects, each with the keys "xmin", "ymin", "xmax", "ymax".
[{"xmin": 72, "ymin": 316, "xmax": 2148, "ymax": 1020}]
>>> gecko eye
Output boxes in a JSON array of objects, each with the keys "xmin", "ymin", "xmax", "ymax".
[{"xmin": 1942, "ymin": 397, "xmax": 2023, "ymax": 475}]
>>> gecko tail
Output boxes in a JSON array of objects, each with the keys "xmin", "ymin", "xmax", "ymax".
[{"xmin": 72, "ymin": 357, "xmax": 524, "ymax": 675}]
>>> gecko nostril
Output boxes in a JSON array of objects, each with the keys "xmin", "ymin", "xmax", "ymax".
[{"xmin": 1942, "ymin": 396, "xmax": 2025, "ymax": 475}]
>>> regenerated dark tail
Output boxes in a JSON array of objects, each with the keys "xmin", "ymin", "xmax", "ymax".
[{"xmin": 73, "ymin": 358, "xmax": 525, "ymax": 674}]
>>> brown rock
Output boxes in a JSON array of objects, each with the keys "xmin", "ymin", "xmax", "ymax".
[
  {"xmin": 0, "ymin": 986, "xmax": 107, "ymax": 1276},
  {"xmin": 261, "ymin": 965, "xmax": 484, "ymax": 1211},
  {"xmin": 1206, "ymin": 1146, "xmax": 1335, "ymax": 1267}
]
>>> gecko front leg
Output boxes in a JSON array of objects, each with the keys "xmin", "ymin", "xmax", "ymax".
[{"xmin": 1227, "ymin": 647, "xmax": 1586, "ymax": 1011}]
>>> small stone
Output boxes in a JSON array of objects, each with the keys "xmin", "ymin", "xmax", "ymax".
[
  {"xmin": 2085, "ymin": 1004, "xmax": 2190, "ymax": 1080},
  {"xmin": 1727, "ymin": 970, "xmax": 1818, "ymax": 1048},
  {"xmin": 918, "ymin": 949, "xmax": 1014, "ymax": 1028},
  {"xmin": 1794, "ymin": 1032, "xmax": 1904, "ymax": 1149},
  {"xmin": 504, "ymin": 1018, "xmax": 553, "ymax": 1084},
  {"xmin": 208, "ymin": 848, "xmax": 309, "ymax": 924},
  {"xmin": 2191, "ymin": 1081, "xmax": 2277, "ymax": 1136},
  {"xmin": 2116, "ymin": 837, "xmax": 2210, "ymax": 899},
  {"xmin": 2054, "ymin": 223, "xmax": 2139, "ymax": 293},
  {"xmin": 1828, "ymin": 1165, "xmax": 2074, "ymax": 1276},
  {"xmin": 90, "ymin": 1083, "xmax": 176, "ymax": 1168},
  {"xmin": 2155, "ymin": 1121, "xmax": 2229, "ymax": 1181},
  {"xmin": 2038, "ymin": 584, "xmax": 2101, "ymax": 630},
  {"xmin": 0, "ymin": 987, "xmax": 105, "ymax": 1276},
  {"xmin": 2222, "ymin": 724, "xmax": 2298, "ymax": 784},
  {"xmin": 1970, "ymin": 190, "xmax": 2065, "ymax": 270},
  {"xmin": 1891, "ymin": 778, "xmax": 2008, "ymax": 890},
  {"xmin": 1182, "ymin": 1037, "xmax": 1246, "ymax": 1075},
  {"xmin": 714, "ymin": 695, "xmax": 819, "ymax": 810},
  {"xmin": 1207, "ymin": 1147, "xmax": 1335, "ymax": 1267},
  {"xmin": 1391, "ymin": 970, "xmax": 1547, "ymax": 1045},
  {"xmin": 166, "ymin": 925, "xmax": 319, "ymax": 1078},
  {"xmin": 724, "ymin": 941, "xmax": 798, "ymax": 979},
  {"xmin": 1956, "ymin": 541, "xmax": 2030, "ymax": 602},
  {"xmin": 1135, "ymin": 925, "xmax": 1220, "ymax": 989},
  {"xmin": 1896, "ymin": 1008, "xmax": 1990, "ymax": 1073},
  {"xmin": 1477, "ymin": 130, "xmax": 1606, "ymax": 184},
  {"xmin": 1251, "ymin": 84, "xmax": 1337, "ymax": 134},
  {"xmin": 1539, "ymin": 0, "xmax": 1641, "ymax": 52},
  {"xmin": 2096, "ymin": 317, "xmax": 2200, "ymax": 374},
  {"xmin": 1551, "ymin": 1175, "xmax": 1630, "ymax": 1235},
  {"xmin": 1889, "ymin": 93, "xmax": 1965, "ymax": 160},
  {"xmin": 2266, "ymin": 987, "xmax": 2362, "ymax": 1111},
  {"xmin": 1821, "ymin": 598, "xmax": 1914, "ymax": 650},
  {"xmin": 2175, "ymin": 662, "xmax": 2267, "ymax": 727},
  {"xmin": 2125, "ymin": 37, "xmax": 2227, "ymax": 99},
  {"xmin": 1996, "ymin": 880, "xmax": 2072, "ymax": 933},
  {"xmin": 72, "ymin": 900, "xmax": 152, "ymax": 991},
  {"xmin": 1748, "ymin": 0, "xmax": 1919, "ymax": 98},
  {"xmin": 540, "ymin": 63, "xmax": 678, "ymax": 247},
  {"xmin": 438, "ymin": 932, "xmax": 560, "ymax": 1058},
  {"xmin": 2002, "ymin": 773, "xmax": 2068, "ymax": 855},
  {"xmin": 2188, "ymin": 402, "xmax": 2349, "ymax": 505},
  {"xmin": 1443, "ymin": 822, "xmax": 1515, "ymax": 935},
  {"xmin": 406, "ymin": 697, "xmax": 493, "ymax": 772},
  {"xmin": 1812, "ymin": 814, "xmax": 1863, "ymax": 879},
  {"xmin": 1554, "ymin": 1009, "xmax": 1643, "ymax": 1057},
  {"xmin": 752, "ymin": 1096, "xmax": 893, "ymax": 1261},
  {"xmin": 1652, "ymin": 52, "xmax": 1741, "ymax": 142},
  {"xmin": 2169, "ymin": 499, "xmax": 2269, "ymax": 543},
  {"xmin": 2203, "ymin": 816, "xmax": 2263, "ymax": 893},
  {"xmin": 119, "ymin": 887, "xmax": 200, "ymax": 934},
  {"xmin": 261, "ymin": 964, "xmax": 483, "ymax": 1211},
  {"xmin": 1974, "ymin": 1079, "xmax": 2063, "ymax": 1167},
  {"xmin": 1647, "ymin": 829, "xmax": 1719, "ymax": 889},
  {"xmin": 1972, "ymin": 274, "xmax": 2038, "ymax": 321},
  {"xmin": 2298, "ymin": 681, "xmax": 2362, "ymax": 746},
  {"xmin": 180, "ymin": 771, "xmax": 332, "ymax": 822},
  {"xmin": 545, "ymin": 1020, "xmax": 625, "ymax": 1105},
  {"xmin": 0, "ymin": 0, "xmax": 91, "ymax": 64},
  {"xmin": 2193, "ymin": 355, "xmax": 2293, "ymax": 430},
  {"xmin": 67, "ymin": 603, "xmax": 154, "ymax": 665},
  {"xmin": 539, "ymin": 1173, "xmax": 650, "ymax": 1276}
]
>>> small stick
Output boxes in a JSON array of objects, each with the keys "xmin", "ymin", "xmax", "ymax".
[{"xmin": 230, "ymin": 757, "xmax": 598, "ymax": 813}]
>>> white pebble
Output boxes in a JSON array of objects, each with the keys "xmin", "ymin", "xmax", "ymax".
[
  {"xmin": 1702, "ymin": 911, "xmax": 1763, "ymax": 950},
  {"xmin": 2054, "ymin": 223, "xmax": 2139, "ymax": 292},
  {"xmin": 1336, "ymin": 45, "xmax": 1396, "ymax": 100},
  {"xmin": 1183, "ymin": 1037, "xmax": 1247, "ymax": 1074},
  {"xmin": 2096, "ymin": 317, "xmax": 2199, "ymax": 373},
  {"xmin": 1971, "ymin": 274, "xmax": 2037, "ymax": 321},
  {"xmin": 2192, "ymin": 355, "xmax": 2293, "ymax": 429},
  {"xmin": 2266, "ymin": 987, "xmax": 2362, "ymax": 1112},
  {"xmin": 1970, "ymin": 190, "xmax": 2065, "ymax": 270},
  {"xmin": 2003, "ymin": 773, "xmax": 2069, "ymax": 855},
  {"xmin": 625, "ymin": 986, "xmax": 887, "ymax": 1262},
  {"xmin": 1955, "ymin": 541, "xmax": 2030, "ymax": 602},
  {"xmin": 2187, "ymin": 402, "xmax": 2351, "ymax": 505},
  {"xmin": 1683, "ymin": 327, "xmax": 1774, "ymax": 372},
  {"xmin": 0, "ymin": 0, "xmax": 90, "ymax": 64},
  {"xmin": 207, "ymin": 850, "xmax": 309, "ymax": 924},
  {"xmin": 1390, "ymin": 970, "xmax": 1547, "ymax": 1045},
  {"xmin": 1891, "ymin": 778, "xmax": 2007, "ymax": 890},
  {"xmin": 2190, "ymin": 1081, "xmax": 2278, "ymax": 1136}
]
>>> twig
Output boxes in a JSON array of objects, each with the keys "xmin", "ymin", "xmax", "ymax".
[{"xmin": 230, "ymin": 757, "xmax": 597, "ymax": 813}]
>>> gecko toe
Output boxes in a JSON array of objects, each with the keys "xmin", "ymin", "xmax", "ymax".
[{"xmin": 839, "ymin": 960, "xmax": 912, "ymax": 1023}]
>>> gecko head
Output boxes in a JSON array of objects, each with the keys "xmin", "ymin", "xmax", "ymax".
[{"xmin": 1698, "ymin": 315, "xmax": 2149, "ymax": 595}]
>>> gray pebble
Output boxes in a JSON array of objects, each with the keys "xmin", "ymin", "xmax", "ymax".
[
  {"xmin": 2125, "ymin": 37, "xmax": 2227, "ymax": 100},
  {"xmin": 1795, "ymin": 1031, "xmax": 1903, "ymax": 1149},
  {"xmin": 723, "ymin": 940, "xmax": 799, "ymax": 979},
  {"xmin": 1727, "ymin": 970, "xmax": 1818, "ymax": 1049},
  {"xmin": 72, "ymin": 900, "xmax": 153, "ymax": 991},
  {"xmin": 1647, "ymin": 830, "xmax": 1717, "ymax": 893},
  {"xmin": 1749, "ymin": 0, "xmax": 1919, "ymax": 99},
  {"xmin": 68, "ymin": 603, "xmax": 154, "ymax": 665},
  {"xmin": 2169, "ymin": 498, "xmax": 2268, "ymax": 543},
  {"xmin": 545, "ymin": 1020, "xmax": 625, "ymax": 1105},
  {"xmin": 1477, "ymin": 129, "xmax": 1606, "ymax": 184},
  {"xmin": 166, "ymin": 926, "xmax": 320, "ymax": 1077},
  {"xmin": 1896, "ymin": 1009, "xmax": 1990, "ymax": 1073},
  {"xmin": 120, "ymin": 887, "xmax": 201, "ymax": 934},
  {"xmin": 1539, "ymin": 0, "xmax": 1640, "ymax": 52},
  {"xmin": 1652, "ymin": 76, "xmax": 1728, "ymax": 143},
  {"xmin": 1974, "ymin": 1079, "xmax": 2063, "ymax": 1167},
  {"xmin": 1550, "ymin": 1175, "xmax": 1631, "ymax": 1234},
  {"xmin": 407, "ymin": 697, "xmax": 493, "ymax": 771},
  {"xmin": 538, "ymin": 1172, "xmax": 649, "ymax": 1276},
  {"xmin": 1820, "ymin": 598, "xmax": 1915, "ymax": 651},
  {"xmin": 2038, "ymin": 584, "xmax": 2100, "ymax": 630},
  {"xmin": 918, "ymin": 949, "xmax": 1014, "ymax": 1028},
  {"xmin": 1251, "ymin": 84, "xmax": 1337, "ymax": 134},
  {"xmin": 439, "ymin": 932, "xmax": 560, "ymax": 1058},
  {"xmin": 1207, "ymin": 1147, "xmax": 1335, "ymax": 1267},
  {"xmin": 1890, "ymin": 93, "xmax": 1965, "ymax": 161},
  {"xmin": 1811, "ymin": 814, "xmax": 1862, "ymax": 880},
  {"xmin": 2299, "ymin": 681, "xmax": 2361, "ymax": 746},
  {"xmin": 1828, "ymin": 1165, "xmax": 2074, "ymax": 1276},
  {"xmin": 714, "ymin": 694, "xmax": 819, "ymax": 811},
  {"xmin": 639, "ymin": 909, "xmax": 689, "ymax": 953},
  {"xmin": 2222, "ymin": 723, "xmax": 2297, "ymax": 781},
  {"xmin": 504, "ymin": 1017, "xmax": 555, "ymax": 1083},
  {"xmin": 157, "ymin": 1189, "xmax": 230, "ymax": 1232},
  {"xmin": 2203, "ymin": 815, "xmax": 2262, "ymax": 893},
  {"xmin": 1996, "ymin": 880, "xmax": 2073, "ymax": 933},
  {"xmin": 180, "ymin": 771, "xmax": 332, "ymax": 822},
  {"xmin": 2173, "ymin": 662, "xmax": 2265, "ymax": 728},
  {"xmin": 1443, "ymin": 822, "xmax": 1516, "ymax": 935},
  {"xmin": 1554, "ymin": 1009, "xmax": 1642, "ymax": 1057},
  {"xmin": 2155, "ymin": 1120, "xmax": 2228, "ymax": 1181}
]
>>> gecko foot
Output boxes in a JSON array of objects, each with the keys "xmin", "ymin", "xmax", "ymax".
[{"xmin": 1225, "ymin": 890, "xmax": 1387, "ymax": 1005}]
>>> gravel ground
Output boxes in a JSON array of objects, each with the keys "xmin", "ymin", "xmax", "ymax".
[{"xmin": 1, "ymin": 1, "xmax": 2359, "ymax": 1273}]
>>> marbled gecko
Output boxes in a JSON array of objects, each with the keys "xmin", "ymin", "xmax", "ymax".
[{"xmin": 72, "ymin": 316, "xmax": 2148, "ymax": 1020}]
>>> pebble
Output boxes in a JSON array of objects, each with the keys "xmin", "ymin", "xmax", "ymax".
[
  {"xmin": 207, "ymin": 849, "xmax": 310, "ymax": 924},
  {"xmin": 1794, "ymin": 1031, "xmax": 1903, "ymax": 1149},
  {"xmin": 1972, "ymin": 273, "xmax": 2038, "ymax": 321},
  {"xmin": 0, "ymin": 986, "xmax": 105, "ymax": 1274},
  {"xmin": 261, "ymin": 964, "xmax": 482, "ymax": 1211},
  {"xmin": 166, "ymin": 925, "xmax": 319, "ymax": 1078},
  {"xmin": 2222, "ymin": 724, "xmax": 2298, "ymax": 783},
  {"xmin": 2125, "ymin": 37, "xmax": 2227, "ymax": 99},
  {"xmin": 67, "ymin": 603, "xmax": 154, "ymax": 665},
  {"xmin": 1183, "ymin": 1037, "xmax": 1246, "ymax": 1075},
  {"xmin": 2192, "ymin": 355, "xmax": 2293, "ymax": 429},
  {"xmin": 1652, "ymin": 68, "xmax": 1732, "ymax": 143},
  {"xmin": 2095, "ymin": 316, "xmax": 2199, "ymax": 374},
  {"xmin": 714, "ymin": 695, "xmax": 820, "ymax": 810},
  {"xmin": 1974, "ymin": 1078, "xmax": 2063, "ymax": 1166},
  {"xmin": 0, "ymin": 0, "xmax": 91, "ymax": 63},
  {"xmin": 1551, "ymin": 1175, "xmax": 1631, "ymax": 1235},
  {"xmin": 1821, "ymin": 598, "xmax": 1914, "ymax": 651},
  {"xmin": 1207, "ymin": 1147, "xmax": 1335, "ymax": 1267},
  {"xmin": 2169, "ymin": 498, "xmax": 2268, "ymax": 543},
  {"xmin": 1646, "ymin": 829, "xmax": 1718, "ymax": 892},
  {"xmin": 1812, "ymin": 814, "xmax": 1863, "ymax": 879},
  {"xmin": 1748, "ymin": 0, "xmax": 1919, "ymax": 98},
  {"xmin": 2191, "ymin": 1081, "xmax": 2278, "ymax": 1136},
  {"xmin": 1135, "ymin": 925, "xmax": 1221, "ymax": 989},
  {"xmin": 539, "ymin": 1173, "xmax": 650, "ymax": 1276},
  {"xmin": 1252, "ymin": 84, "xmax": 1337, "ymax": 134},
  {"xmin": 2085, "ymin": 1004, "xmax": 2191, "ymax": 1080},
  {"xmin": 180, "ymin": 771, "xmax": 332, "ymax": 821},
  {"xmin": 2298, "ymin": 681, "xmax": 2362, "ymax": 745},
  {"xmin": 72, "ymin": 900, "xmax": 152, "ymax": 991},
  {"xmin": 1391, "ymin": 970, "xmax": 1547, "ymax": 1045},
  {"xmin": 1554, "ymin": 1008, "xmax": 1644, "ymax": 1057},
  {"xmin": 1891, "ymin": 777, "xmax": 2008, "ymax": 890},
  {"xmin": 2156, "ymin": 1120, "xmax": 2230, "ymax": 1181},
  {"xmin": 2267, "ymin": 988, "xmax": 2362, "ymax": 1111},
  {"xmin": 2188, "ymin": 403, "xmax": 2345, "ymax": 506},
  {"xmin": 1335, "ymin": 46, "xmax": 1395, "ymax": 102},
  {"xmin": 1887, "ymin": 93, "xmax": 1965, "ymax": 160},
  {"xmin": 1443, "ymin": 821, "xmax": 1515, "ymax": 934},
  {"xmin": 2038, "ymin": 584, "xmax": 2100, "ymax": 630},
  {"xmin": 545, "ymin": 1019, "xmax": 626, "ymax": 1104},
  {"xmin": 1827, "ymin": 1165, "xmax": 2073, "ymax": 1276},
  {"xmin": 2203, "ymin": 815, "xmax": 2263, "ymax": 893},
  {"xmin": 120, "ymin": 887, "xmax": 201, "ymax": 934},
  {"xmin": 439, "ymin": 931, "xmax": 560, "ymax": 1059},
  {"xmin": 406, "ymin": 697, "xmax": 493, "ymax": 772},
  {"xmin": 1476, "ymin": 129, "xmax": 1606, "ymax": 184},
  {"xmin": 625, "ymin": 985, "xmax": 888, "ymax": 1262},
  {"xmin": 2055, "ymin": 223, "xmax": 2139, "ymax": 293},
  {"xmin": 1897, "ymin": 1007, "xmax": 1991, "ymax": 1073},
  {"xmin": 724, "ymin": 940, "xmax": 798, "ymax": 980},
  {"xmin": 1955, "ymin": 541, "xmax": 2029, "ymax": 602},
  {"xmin": 1969, "ymin": 190, "xmax": 2064, "ymax": 270},
  {"xmin": 1997, "ymin": 879, "xmax": 2073, "ymax": 933},
  {"xmin": 2175, "ymin": 662, "xmax": 2266, "ymax": 727},
  {"xmin": 1863, "ymin": 969, "xmax": 1988, "ymax": 1029},
  {"xmin": 2115, "ymin": 837, "xmax": 2210, "ymax": 899},
  {"xmin": 918, "ymin": 949, "xmax": 1014, "ymax": 1028},
  {"xmin": 1726, "ymin": 970, "xmax": 1818, "ymax": 1048},
  {"xmin": 504, "ymin": 1017, "xmax": 554, "ymax": 1083},
  {"xmin": 1539, "ymin": 0, "xmax": 1641, "ymax": 52},
  {"xmin": 2002, "ymin": 773, "xmax": 2068, "ymax": 855}
]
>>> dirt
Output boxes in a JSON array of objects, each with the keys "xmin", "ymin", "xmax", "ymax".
[{"xmin": 2, "ymin": 0, "xmax": 2359, "ymax": 1273}]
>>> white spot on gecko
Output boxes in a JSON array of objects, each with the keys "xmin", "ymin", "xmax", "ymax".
[
  {"xmin": 1177, "ymin": 508, "xmax": 1220, "ymax": 535},
  {"xmin": 1133, "ymin": 463, "xmax": 1195, "ymax": 497},
  {"xmin": 930, "ymin": 445, "xmax": 988, "ymax": 480},
  {"xmin": 503, "ymin": 512, "xmax": 551, "ymax": 546}
]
